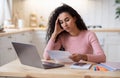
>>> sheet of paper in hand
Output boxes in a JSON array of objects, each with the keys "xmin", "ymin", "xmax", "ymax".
[{"xmin": 48, "ymin": 50, "xmax": 73, "ymax": 63}]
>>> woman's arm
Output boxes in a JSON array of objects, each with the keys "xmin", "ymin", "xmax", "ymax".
[
  {"xmin": 43, "ymin": 34, "xmax": 62, "ymax": 60},
  {"xmin": 43, "ymin": 18, "xmax": 64, "ymax": 60},
  {"xmin": 87, "ymin": 31, "xmax": 106, "ymax": 63}
]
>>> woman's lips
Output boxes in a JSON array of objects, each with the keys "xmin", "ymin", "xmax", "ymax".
[{"xmin": 64, "ymin": 27, "xmax": 69, "ymax": 30}]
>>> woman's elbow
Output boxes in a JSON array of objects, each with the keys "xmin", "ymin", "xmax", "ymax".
[
  {"xmin": 98, "ymin": 54, "xmax": 106, "ymax": 63},
  {"xmin": 102, "ymin": 54, "xmax": 106, "ymax": 62}
]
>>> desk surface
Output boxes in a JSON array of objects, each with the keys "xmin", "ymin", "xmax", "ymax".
[{"xmin": 0, "ymin": 60, "xmax": 120, "ymax": 78}]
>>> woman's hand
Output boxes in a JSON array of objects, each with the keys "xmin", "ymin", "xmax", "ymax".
[
  {"xmin": 52, "ymin": 19, "xmax": 64, "ymax": 39},
  {"xmin": 69, "ymin": 54, "xmax": 88, "ymax": 62}
]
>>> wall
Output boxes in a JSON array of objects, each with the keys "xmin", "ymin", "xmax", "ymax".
[
  {"xmin": 12, "ymin": 0, "xmax": 120, "ymax": 28},
  {"xmin": 87, "ymin": 0, "xmax": 120, "ymax": 28}
]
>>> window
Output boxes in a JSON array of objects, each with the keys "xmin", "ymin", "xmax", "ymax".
[{"xmin": 0, "ymin": 0, "xmax": 12, "ymax": 26}]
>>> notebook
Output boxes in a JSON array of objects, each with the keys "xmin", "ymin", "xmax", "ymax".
[
  {"xmin": 98, "ymin": 62, "xmax": 120, "ymax": 71},
  {"xmin": 12, "ymin": 42, "xmax": 64, "ymax": 69},
  {"xmin": 70, "ymin": 62, "xmax": 92, "ymax": 70}
]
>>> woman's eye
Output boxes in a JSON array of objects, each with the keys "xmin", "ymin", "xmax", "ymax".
[
  {"xmin": 59, "ymin": 21, "xmax": 63, "ymax": 24},
  {"xmin": 65, "ymin": 18, "xmax": 69, "ymax": 22}
]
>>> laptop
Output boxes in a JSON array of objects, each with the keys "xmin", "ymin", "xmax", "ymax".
[{"xmin": 12, "ymin": 42, "xmax": 64, "ymax": 69}]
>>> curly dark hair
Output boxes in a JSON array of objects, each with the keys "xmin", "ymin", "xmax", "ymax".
[{"xmin": 46, "ymin": 4, "xmax": 87, "ymax": 42}]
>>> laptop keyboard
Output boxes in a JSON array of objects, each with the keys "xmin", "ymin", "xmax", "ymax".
[{"xmin": 42, "ymin": 61, "xmax": 64, "ymax": 69}]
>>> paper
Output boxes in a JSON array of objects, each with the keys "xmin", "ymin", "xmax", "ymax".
[
  {"xmin": 70, "ymin": 62, "xmax": 92, "ymax": 70},
  {"xmin": 99, "ymin": 62, "xmax": 120, "ymax": 71},
  {"xmin": 48, "ymin": 50, "xmax": 73, "ymax": 63}
]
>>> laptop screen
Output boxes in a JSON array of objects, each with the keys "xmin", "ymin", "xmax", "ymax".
[
  {"xmin": 12, "ymin": 42, "xmax": 64, "ymax": 69},
  {"xmin": 12, "ymin": 42, "xmax": 44, "ymax": 68}
]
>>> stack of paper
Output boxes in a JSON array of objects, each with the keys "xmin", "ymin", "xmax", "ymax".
[{"xmin": 98, "ymin": 62, "xmax": 120, "ymax": 71}]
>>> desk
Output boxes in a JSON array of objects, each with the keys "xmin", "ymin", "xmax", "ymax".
[{"xmin": 0, "ymin": 60, "xmax": 120, "ymax": 78}]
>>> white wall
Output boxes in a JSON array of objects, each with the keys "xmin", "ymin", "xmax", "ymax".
[
  {"xmin": 86, "ymin": 0, "xmax": 120, "ymax": 28},
  {"xmin": 13, "ymin": 0, "xmax": 120, "ymax": 28}
]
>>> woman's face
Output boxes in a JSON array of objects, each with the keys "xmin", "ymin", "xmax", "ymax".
[{"xmin": 58, "ymin": 12, "xmax": 77, "ymax": 33}]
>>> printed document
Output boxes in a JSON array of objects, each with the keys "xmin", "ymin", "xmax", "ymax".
[
  {"xmin": 99, "ymin": 62, "xmax": 120, "ymax": 71},
  {"xmin": 48, "ymin": 50, "xmax": 73, "ymax": 63}
]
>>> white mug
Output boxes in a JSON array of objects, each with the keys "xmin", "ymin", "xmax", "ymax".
[{"xmin": 18, "ymin": 19, "xmax": 24, "ymax": 29}]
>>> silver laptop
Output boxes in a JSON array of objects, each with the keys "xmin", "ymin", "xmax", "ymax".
[{"xmin": 12, "ymin": 42, "xmax": 64, "ymax": 69}]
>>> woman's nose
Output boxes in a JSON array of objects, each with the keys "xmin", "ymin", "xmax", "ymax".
[{"xmin": 62, "ymin": 22, "xmax": 67, "ymax": 27}]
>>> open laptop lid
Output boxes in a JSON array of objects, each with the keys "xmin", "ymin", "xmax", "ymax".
[
  {"xmin": 12, "ymin": 42, "xmax": 64, "ymax": 69},
  {"xmin": 12, "ymin": 42, "xmax": 44, "ymax": 68}
]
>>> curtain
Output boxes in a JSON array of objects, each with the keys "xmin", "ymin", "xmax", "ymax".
[
  {"xmin": 0, "ymin": 0, "xmax": 12, "ymax": 26},
  {"xmin": 0, "ymin": 0, "xmax": 4, "ymax": 25}
]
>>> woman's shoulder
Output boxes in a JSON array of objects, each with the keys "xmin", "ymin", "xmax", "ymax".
[
  {"xmin": 81, "ymin": 30, "xmax": 96, "ymax": 38},
  {"xmin": 84, "ymin": 30, "xmax": 98, "ymax": 40}
]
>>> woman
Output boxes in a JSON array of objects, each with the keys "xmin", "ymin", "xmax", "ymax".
[{"xmin": 43, "ymin": 4, "xmax": 106, "ymax": 63}]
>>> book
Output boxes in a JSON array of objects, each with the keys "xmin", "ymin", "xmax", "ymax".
[
  {"xmin": 70, "ymin": 62, "xmax": 92, "ymax": 70},
  {"xmin": 98, "ymin": 62, "xmax": 120, "ymax": 71}
]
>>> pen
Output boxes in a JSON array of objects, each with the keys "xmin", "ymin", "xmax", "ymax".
[
  {"xmin": 94, "ymin": 66, "xmax": 108, "ymax": 71},
  {"xmin": 94, "ymin": 66, "xmax": 99, "ymax": 71},
  {"xmin": 94, "ymin": 66, "xmax": 97, "ymax": 71},
  {"xmin": 94, "ymin": 66, "xmax": 96, "ymax": 71}
]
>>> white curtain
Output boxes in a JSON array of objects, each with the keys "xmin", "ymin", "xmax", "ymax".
[
  {"xmin": 0, "ymin": 0, "xmax": 12, "ymax": 25},
  {"xmin": 0, "ymin": 0, "xmax": 4, "ymax": 25}
]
